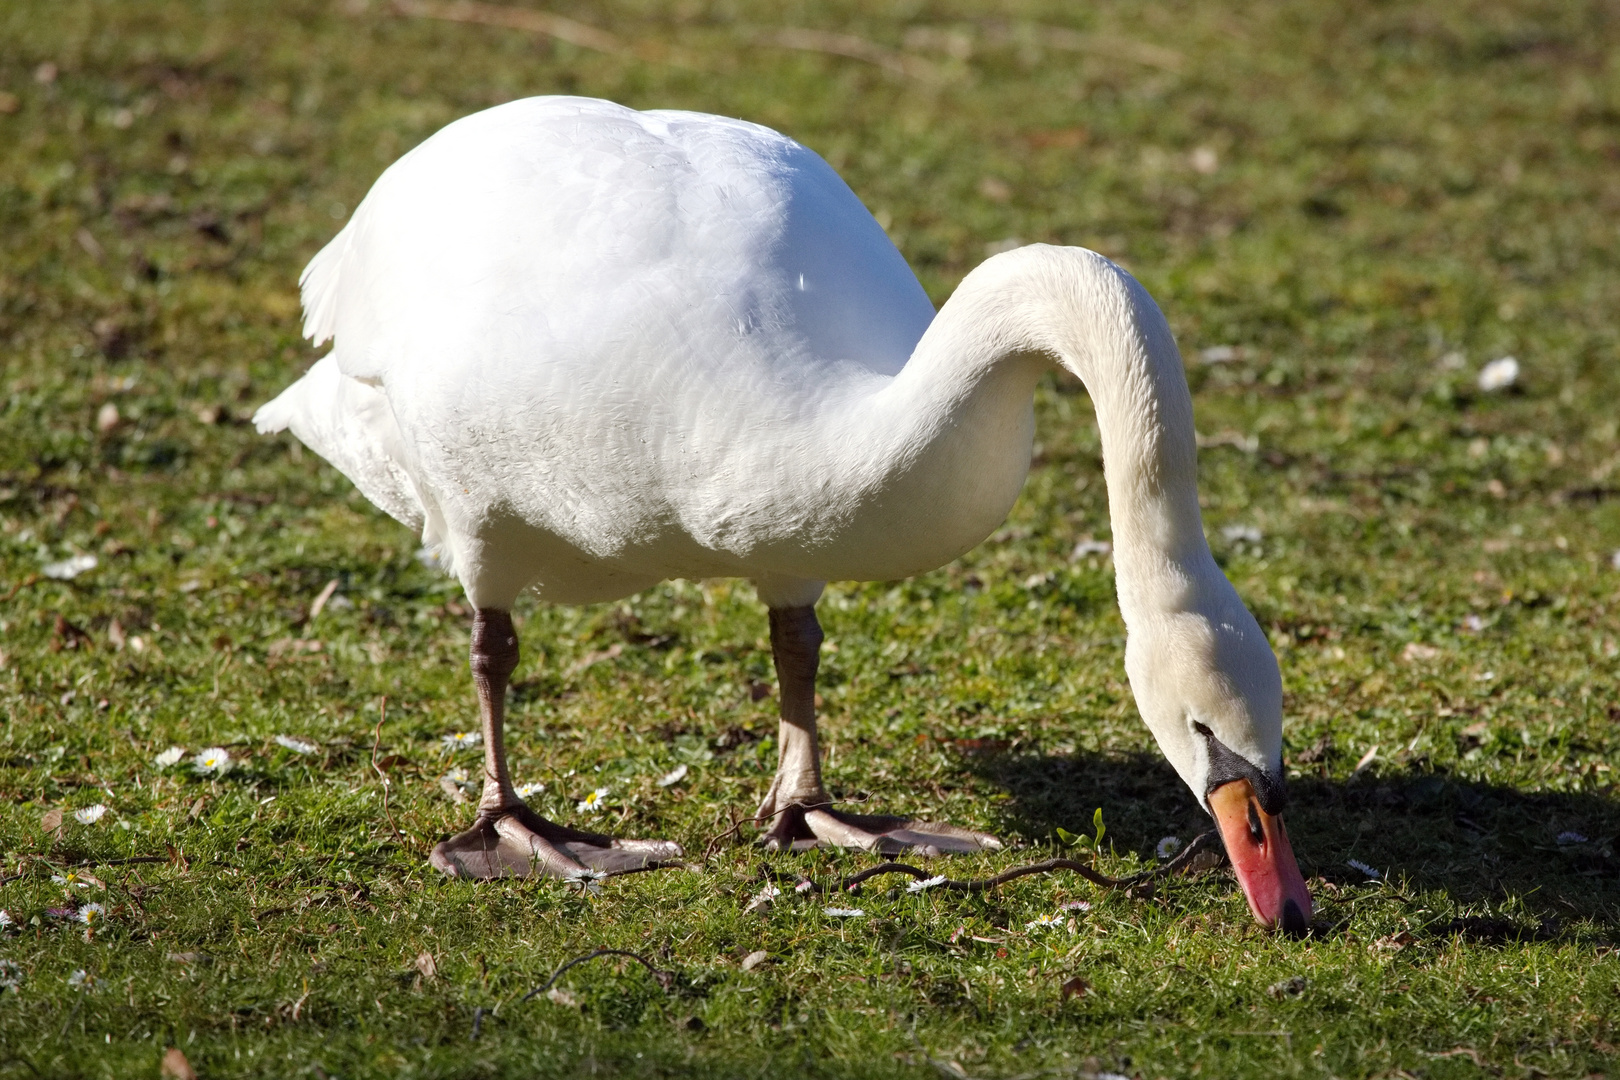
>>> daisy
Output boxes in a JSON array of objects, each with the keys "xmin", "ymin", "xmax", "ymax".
[
  {"xmin": 51, "ymin": 873, "xmax": 93, "ymax": 889},
  {"xmin": 1477, "ymin": 356, "xmax": 1519, "ymax": 392},
  {"xmin": 1156, "ymin": 836, "xmax": 1181, "ymax": 860},
  {"xmin": 515, "ymin": 781, "xmax": 545, "ymax": 799},
  {"xmin": 192, "ymin": 747, "xmax": 231, "ymax": 775},
  {"xmin": 906, "ymin": 875, "xmax": 948, "ymax": 893},
  {"xmin": 1026, "ymin": 912, "xmax": 1066, "ymax": 929},
  {"xmin": 1347, "ymin": 858, "xmax": 1382, "ymax": 880},
  {"xmin": 1060, "ymin": 900, "xmax": 1092, "ymax": 912},
  {"xmin": 575, "ymin": 787, "xmax": 609, "ymax": 814},
  {"xmin": 440, "ymin": 731, "xmax": 482, "ymax": 751},
  {"xmin": 0, "ymin": 911, "xmax": 13, "ymax": 931},
  {"xmin": 274, "ymin": 735, "xmax": 318, "ymax": 754},
  {"xmin": 75, "ymin": 804, "xmax": 107, "ymax": 825},
  {"xmin": 154, "ymin": 746, "xmax": 184, "ymax": 768},
  {"xmin": 1556, "ymin": 831, "xmax": 1589, "ymax": 846},
  {"xmin": 824, "ymin": 907, "xmax": 865, "ymax": 918},
  {"xmin": 564, "ymin": 868, "xmax": 607, "ymax": 895},
  {"xmin": 656, "ymin": 764, "xmax": 688, "ymax": 788},
  {"xmin": 67, "ymin": 969, "xmax": 91, "ymax": 990},
  {"xmin": 75, "ymin": 903, "xmax": 105, "ymax": 925}
]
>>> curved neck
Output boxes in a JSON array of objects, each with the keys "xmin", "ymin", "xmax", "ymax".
[{"xmin": 888, "ymin": 246, "xmax": 1210, "ymax": 616}]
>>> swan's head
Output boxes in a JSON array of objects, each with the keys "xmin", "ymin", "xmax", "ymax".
[{"xmin": 1124, "ymin": 590, "xmax": 1312, "ymax": 936}]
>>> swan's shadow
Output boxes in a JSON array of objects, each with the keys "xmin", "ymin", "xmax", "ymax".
[{"xmin": 967, "ymin": 748, "xmax": 1620, "ymax": 941}]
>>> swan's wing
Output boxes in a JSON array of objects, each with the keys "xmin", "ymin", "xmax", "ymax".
[
  {"xmin": 297, "ymin": 96, "xmax": 934, "ymax": 389},
  {"xmin": 277, "ymin": 96, "xmax": 938, "ymax": 572},
  {"xmin": 252, "ymin": 354, "xmax": 425, "ymax": 531}
]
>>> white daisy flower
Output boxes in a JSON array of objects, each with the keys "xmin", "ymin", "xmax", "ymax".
[
  {"xmin": 564, "ymin": 868, "xmax": 607, "ymax": 895},
  {"xmin": 744, "ymin": 883, "xmax": 782, "ymax": 913},
  {"xmin": 274, "ymin": 735, "xmax": 318, "ymax": 754},
  {"xmin": 656, "ymin": 764, "xmax": 688, "ymax": 788},
  {"xmin": 1477, "ymin": 356, "xmax": 1519, "ymax": 392},
  {"xmin": 0, "ymin": 911, "xmax": 13, "ymax": 930},
  {"xmin": 67, "ymin": 969, "xmax": 90, "ymax": 990},
  {"xmin": 823, "ymin": 907, "xmax": 865, "ymax": 918},
  {"xmin": 1556, "ymin": 831, "xmax": 1589, "ymax": 846},
  {"xmin": 154, "ymin": 746, "xmax": 184, "ymax": 768},
  {"xmin": 42, "ymin": 553, "xmax": 97, "ymax": 580},
  {"xmin": 515, "ymin": 781, "xmax": 545, "ymax": 799},
  {"xmin": 74, "ymin": 804, "xmax": 107, "ymax": 825},
  {"xmin": 193, "ymin": 747, "xmax": 231, "ymax": 775},
  {"xmin": 575, "ymin": 787, "xmax": 609, "ymax": 814},
  {"xmin": 440, "ymin": 731, "xmax": 482, "ymax": 751},
  {"xmin": 75, "ymin": 903, "xmax": 105, "ymax": 925},
  {"xmin": 1347, "ymin": 858, "xmax": 1382, "ymax": 880},
  {"xmin": 1156, "ymin": 836, "xmax": 1181, "ymax": 860},
  {"xmin": 1026, "ymin": 912, "xmax": 1065, "ymax": 929},
  {"xmin": 1221, "ymin": 524, "xmax": 1263, "ymax": 544},
  {"xmin": 906, "ymin": 875, "xmax": 948, "ymax": 893},
  {"xmin": 1060, "ymin": 900, "xmax": 1092, "ymax": 912},
  {"xmin": 793, "ymin": 879, "xmax": 815, "ymax": 894},
  {"xmin": 51, "ymin": 873, "xmax": 93, "ymax": 889}
]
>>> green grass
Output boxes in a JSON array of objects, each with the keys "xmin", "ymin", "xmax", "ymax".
[{"xmin": 3, "ymin": 0, "xmax": 1619, "ymax": 1076}]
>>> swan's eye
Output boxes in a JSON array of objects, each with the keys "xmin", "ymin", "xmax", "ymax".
[{"xmin": 1247, "ymin": 799, "xmax": 1265, "ymax": 846}]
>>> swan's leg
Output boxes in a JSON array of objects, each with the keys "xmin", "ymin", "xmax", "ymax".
[
  {"xmin": 755, "ymin": 606, "xmax": 1000, "ymax": 856},
  {"xmin": 429, "ymin": 609, "xmax": 683, "ymax": 880}
]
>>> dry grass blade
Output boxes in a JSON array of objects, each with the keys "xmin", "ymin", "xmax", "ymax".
[
  {"xmin": 745, "ymin": 27, "xmax": 941, "ymax": 81},
  {"xmin": 391, "ymin": 0, "xmax": 625, "ymax": 55},
  {"xmin": 371, "ymin": 696, "xmax": 408, "ymax": 850}
]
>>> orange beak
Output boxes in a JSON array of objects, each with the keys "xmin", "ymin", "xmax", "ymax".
[{"xmin": 1208, "ymin": 778, "xmax": 1312, "ymax": 936}]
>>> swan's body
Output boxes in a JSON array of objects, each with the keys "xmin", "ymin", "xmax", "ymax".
[{"xmin": 257, "ymin": 97, "xmax": 1311, "ymax": 931}]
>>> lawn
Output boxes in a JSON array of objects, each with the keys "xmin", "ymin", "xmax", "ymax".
[{"xmin": 2, "ymin": 0, "xmax": 1619, "ymax": 1076}]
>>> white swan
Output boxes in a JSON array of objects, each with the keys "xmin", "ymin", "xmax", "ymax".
[{"xmin": 256, "ymin": 96, "xmax": 1311, "ymax": 933}]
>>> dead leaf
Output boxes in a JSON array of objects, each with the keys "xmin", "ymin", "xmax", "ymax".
[
  {"xmin": 40, "ymin": 807, "xmax": 63, "ymax": 838},
  {"xmin": 438, "ymin": 776, "xmax": 469, "ymax": 805},
  {"xmin": 1402, "ymin": 642, "xmax": 1440, "ymax": 662},
  {"xmin": 740, "ymin": 950, "xmax": 768, "ymax": 971},
  {"xmin": 166, "ymin": 952, "xmax": 212, "ymax": 966},
  {"xmin": 160, "ymin": 1047, "xmax": 197, "ymax": 1080},
  {"xmin": 1267, "ymin": 975, "xmax": 1308, "ymax": 998},
  {"xmin": 189, "ymin": 797, "xmax": 207, "ymax": 820},
  {"xmin": 546, "ymin": 987, "xmax": 580, "ymax": 1008},
  {"xmin": 1374, "ymin": 931, "xmax": 1415, "ymax": 951},
  {"xmin": 1060, "ymin": 976, "xmax": 1090, "ymax": 1001},
  {"xmin": 414, "ymin": 951, "xmax": 437, "ymax": 980},
  {"xmin": 267, "ymin": 637, "xmax": 323, "ymax": 658}
]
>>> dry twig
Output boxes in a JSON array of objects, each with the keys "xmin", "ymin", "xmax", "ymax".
[
  {"xmin": 766, "ymin": 830, "xmax": 1225, "ymax": 896},
  {"xmin": 521, "ymin": 947, "xmax": 675, "ymax": 1003}
]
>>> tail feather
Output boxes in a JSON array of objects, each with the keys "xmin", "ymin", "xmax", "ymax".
[
  {"xmin": 253, "ymin": 355, "xmax": 425, "ymax": 532},
  {"xmin": 299, "ymin": 226, "xmax": 352, "ymax": 347}
]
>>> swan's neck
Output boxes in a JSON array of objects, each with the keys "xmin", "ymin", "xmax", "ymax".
[{"xmin": 884, "ymin": 246, "xmax": 1209, "ymax": 616}]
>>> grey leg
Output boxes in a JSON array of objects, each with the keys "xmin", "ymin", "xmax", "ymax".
[
  {"xmin": 754, "ymin": 605, "xmax": 1000, "ymax": 856},
  {"xmin": 429, "ymin": 609, "xmax": 683, "ymax": 879}
]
